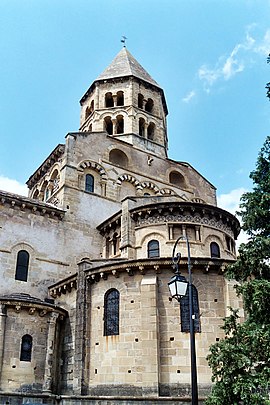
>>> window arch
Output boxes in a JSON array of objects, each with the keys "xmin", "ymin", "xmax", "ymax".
[
  {"xmin": 117, "ymin": 91, "xmax": 124, "ymax": 106},
  {"xmin": 20, "ymin": 334, "xmax": 32, "ymax": 361},
  {"xmin": 180, "ymin": 285, "xmax": 201, "ymax": 333},
  {"xmin": 85, "ymin": 174, "xmax": 94, "ymax": 193},
  {"xmin": 104, "ymin": 116, "xmax": 113, "ymax": 135},
  {"xmin": 105, "ymin": 92, "xmax": 114, "ymax": 107},
  {"xmin": 90, "ymin": 99, "xmax": 94, "ymax": 113},
  {"xmin": 145, "ymin": 98, "xmax": 154, "ymax": 113},
  {"xmin": 138, "ymin": 93, "xmax": 144, "ymax": 109},
  {"xmin": 139, "ymin": 118, "xmax": 145, "ymax": 137},
  {"xmin": 104, "ymin": 289, "xmax": 120, "ymax": 336},
  {"xmin": 147, "ymin": 123, "xmax": 155, "ymax": 140},
  {"xmin": 147, "ymin": 240, "xmax": 160, "ymax": 258},
  {"xmin": 169, "ymin": 171, "xmax": 186, "ymax": 188},
  {"xmin": 116, "ymin": 115, "xmax": 124, "ymax": 134},
  {"xmin": 15, "ymin": 250, "xmax": 29, "ymax": 282},
  {"xmin": 210, "ymin": 242, "xmax": 220, "ymax": 258},
  {"xmin": 109, "ymin": 149, "xmax": 128, "ymax": 168},
  {"xmin": 85, "ymin": 106, "xmax": 91, "ymax": 120}
]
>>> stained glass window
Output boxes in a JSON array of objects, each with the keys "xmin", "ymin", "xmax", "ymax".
[
  {"xmin": 85, "ymin": 174, "xmax": 94, "ymax": 193},
  {"xmin": 20, "ymin": 334, "xmax": 32, "ymax": 361},
  {"xmin": 210, "ymin": 242, "xmax": 220, "ymax": 258},
  {"xmin": 147, "ymin": 240, "xmax": 160, "ymax": 258},
  {"xmin": 180, "ymin": 285, "xmax": 200, "ymax": 333},
  {"xmin": 15, "ymin": 250, "xmax": 29, "ymax": 282},
  {"xmin": 104, "ymin": 289, "xmax": 120, "ymax": 336}
]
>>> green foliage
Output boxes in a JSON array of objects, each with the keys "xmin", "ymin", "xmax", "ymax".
[{"xmin": 206, "ymin": 74, "xmax": 270, "ymax": 404}]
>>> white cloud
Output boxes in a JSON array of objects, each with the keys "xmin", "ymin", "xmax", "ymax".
[
  {"xmin": 0, "ymin": 175, "xmax": 28, "ymax": 196},
  {"xmin": 198, "ymin": 26, "xmax": 270, "ymax": 90},
  {"xmin": 183, "ymin": 90, "xmax": 196, "ymax": 103},
  {"xmin": 217, "ymin": 187, "xmax": 249, "ymax": 246},
  {"xmin": 254, "ymin": 29, "xmax": 270, "ymax": 55},
  {"xmin": 182, "ymin": 90, "xmax": 196, "ymax": 103},
  {"xmin": 217, "ymin": 187, "xmax": 246, "ymax": 214}
]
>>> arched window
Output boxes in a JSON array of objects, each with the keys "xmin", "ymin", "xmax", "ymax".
[
  {"xmin": 85, "ymin": 174, "xmax": 94, "ymax": 193},
  {"xmin": 139, "ymin": 118, "xmax": 145, "ymax": 137},
  {"xmin": 145, "ymin": 98, "xmax": 154, "ymax": 113},
  {"xmin": 20, "ymin": 334, "xmax": 32, "ymax": 361},
  {"xmin": 116, "ymin": 115, "xmax": 124, "ymax": 134},
  {"xmin": 104, "ymin": 116, "xmax": 113, "ymax": 135},
  {"xmin": 138, "ymin": 93, "xmax": 144, "ymax": 109},
  {"xmin": 117, "ymin": 91, "xmax": 124, "ymax": 106},
  {"xmin": 147, "ymin": 240, "xmax": 160, "ymax": 258},
  {"xmin": 104, "ymin": 289, "xmax": 120, "ymax": 336},
  {"xmin": 90, "ymin": 99, "xmax": 94, "ymax": 113},
  {"xmin": 109, "ymin": 149, "xmax": 128, "ymax": 168},
  {"xmin": 169, "ymin": 171, "xmax": 186, "ymax": 188},
  {"xmin": 180, "ymin": 285, "xmax": 201, "ymax": 333},
  {"xmin": 15, "ymin": 250, "xmax": 29, "ymax": 282},
  {"xmin": 85, "ymin": 106, "xmax": 91, "ymax": 120},
  {"xmin": 105, "ymin": 92, "xmax": 114, "ymax": 107},
  {"xmin": 147, "ymin": 123, "xmax": 155, "ymax": 140},
  {"xmin": 210, "ymin": 242, "xmax": 220, "ymax": 258}
]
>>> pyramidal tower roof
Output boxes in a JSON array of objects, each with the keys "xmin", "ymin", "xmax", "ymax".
[{"xmin": 96, "ymin": 47, "xmax": 160, "ymax": 88}]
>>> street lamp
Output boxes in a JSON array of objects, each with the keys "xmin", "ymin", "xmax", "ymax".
[{"xmin": 168, "ymin": 235, "xmax": 198, "ymax": 405}]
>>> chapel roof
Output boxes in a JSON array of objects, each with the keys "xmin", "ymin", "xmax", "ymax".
[{"xmin": 96, "ymin": 47, "xmax": 160, "ymax": 87}]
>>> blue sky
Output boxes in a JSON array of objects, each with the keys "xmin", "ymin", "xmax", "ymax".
[{"xmin": 0, "ymin": 0, "xmax": 269, "ymax": 217}]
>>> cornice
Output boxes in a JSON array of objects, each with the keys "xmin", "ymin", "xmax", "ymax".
[
  {"xmin": 26, "ymin": 144, "xmax": 65, "ymax": 188},
  {"xmin": 49, "ymin": 273, "xmax": 77, "ymax": 298},
  {"xmin": 97, "ymin": 201, "xmax": 240, "ymax": 238},
  {"xmin": 0, "ymin": 190, "xmax": 65, "ymax": 220},
  {"xmin": 0, "ymin": 294, "xmax": 67, "ymax": 317},
  {"xmin": 83, "ymin": 256, "xmax": 234, "ymax": 283}
]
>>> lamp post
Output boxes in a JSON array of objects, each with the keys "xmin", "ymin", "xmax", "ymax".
[{"xmin": 168, "ymin": 235, "xmax": 198, "ymax": 405}]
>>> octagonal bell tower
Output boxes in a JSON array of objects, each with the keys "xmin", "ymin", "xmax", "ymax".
[{"xmin": 79, "ymin": 47, "xmax": 168, "ymax": 157}]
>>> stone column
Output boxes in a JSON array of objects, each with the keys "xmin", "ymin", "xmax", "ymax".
[
  {"xmin": 43, "ymin": 312, "xmax": 59, "ymax": 393},
  {"xmin": 120, "ymin": 198, "xmax": 136, "ymax": 259},
  {"xmin": 0, "ymin": 304, "xmax": 7, "ymax": 388},
  {"xmin": 112, "ymin": 119, "xmax": 117, "ymax": 135},
  {"xmin": 140, "ymin": 275, "xmax": 159, "ymax": 396},
  {"xmin": 73, "ymin": 261, "xmax": 88, "ymax": 395}
]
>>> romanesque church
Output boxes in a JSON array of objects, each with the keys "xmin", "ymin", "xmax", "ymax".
[{"xmin": 0, "ymin": 48, "xmax": 241, "ymax": 404}]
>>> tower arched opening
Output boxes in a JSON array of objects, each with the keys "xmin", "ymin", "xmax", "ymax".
[
  {"xmin": 147, "ymin": 122, "xmax": 155, "ymax": 140},
  {"xmin": 117, "ymin": 91, "xmax": 124, "ymax": 106},
  {"xmin": 105, "ymin": 92, "xmax": 114, "ymax": 108},
  {"xmin": 104, "ymin": 116, "xmax": 113, "ymax": 135}
]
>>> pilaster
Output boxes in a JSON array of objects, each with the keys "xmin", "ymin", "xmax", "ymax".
[
  {"xmin": 42, "ymin": 311, "xmax": 59, "ymax": 393},
  {"xmin": 0, "ymin": 304, "xmax": 6, "ymax": 389},
  {"xmin": 140, "ymin": 275, "xmax": 159, "ymax": 396}
]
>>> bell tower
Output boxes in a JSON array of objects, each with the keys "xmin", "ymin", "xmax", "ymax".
[{"xmin": 79, "ymin": 48, "xmax": 168, "ymax": 157}]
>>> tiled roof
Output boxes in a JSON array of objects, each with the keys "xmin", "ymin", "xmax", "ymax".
[{"xmin": 96, "ymin": 47, "xmax": 160, "ymax": 87}]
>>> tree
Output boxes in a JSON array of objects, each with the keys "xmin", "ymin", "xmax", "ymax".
[{"xmin": 206, "ymin": 60, "xmax": 270, "ymax": 404}]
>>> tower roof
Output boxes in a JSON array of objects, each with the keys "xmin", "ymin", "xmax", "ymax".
[{"xmin": 96, "ymin": 47, "xmax": 160, "ymax": 88}]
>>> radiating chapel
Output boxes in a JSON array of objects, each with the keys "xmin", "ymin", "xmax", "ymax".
[{"xmin": 0, "ymin": 48, "xmax": 241, "ymax": 404}]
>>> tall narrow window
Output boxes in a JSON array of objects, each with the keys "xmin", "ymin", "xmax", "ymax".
[
  {"xmin": 104, "ymin": 289, "xmax": 120, "ymax": 336},
  {"xmin": 147, "ymin": 240, "xmax": 160, "ymax": 258},
  {"xmin": 104, "ymin": 116, "xmax": 113, "ymax": 135},
  {"xmin": 180, "ymin": 285, "xmax": 200, "ymax": 333},
  {"xmin": 116, "ymin": 91, "xmax": 124, "ymax": 106},
  {"xmin": 147, "ymin": 123, "xmax": 155, "ymax": 140},
  {"xmin": 105, "ymin": 92, "xmax": 114, "ymax": 107},
  {"xmin": 139, "ymin": 118, "xmax": 145, "ymax": 137},
  {"xmin": 145, "ymin": 98, "xmax": 154, "ymax": 113},
  {"xmin": 85, "ymin": 174, "xmax": 94, "ymax": 193},
  {"xmin": 210, "ymin": 242, "xmax": 220, "ymax": 258},
  {"xmin": 15, "ymin": 250, "xmax": 29, "ymax": 282},
  {"xmin": 20, "ymin": 334, "xmax": 32, "ymax": 361},
  {"xmin": 138, "ymin": 93, "xmax": 144, "ymax": 109},
  {"xmin": 116, "ymin": 115, "xmax": 124, "ymax": 134}
]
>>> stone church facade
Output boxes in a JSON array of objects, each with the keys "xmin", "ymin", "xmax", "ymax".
[{"xmin": 0, "ymin": 48, "xmax": 241, "ymax": 404}]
